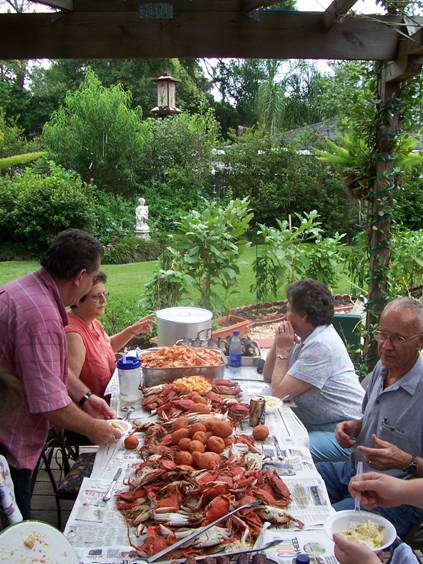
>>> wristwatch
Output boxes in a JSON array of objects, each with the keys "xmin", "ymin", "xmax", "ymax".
[
  {"xmin": 78, "ymin": 391, "xmax": 93, "ymax": 407},
  {"xmin": 405, "ymin": 454, "xmax": 418, "ymax": 475}
]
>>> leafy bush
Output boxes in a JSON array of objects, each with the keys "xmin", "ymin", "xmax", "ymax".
[
  {"xmin": 90, "ymin": 189, "xmax": 136, "ymax": 245},
  {"xmin": 141, "ymin": 167, "xmax": 207, "ymax": 233},
  {"xmin": 0, "ymin": 160, "xmax": 96, "ymax": 251},
  {"xmin": 222, "ymin": 127, "xmax": 355, "ymax": 236},
  {"xmin": 142, "ymin": 248, "xmax": 192, "ymax": 311},
  {"xmin": 253, "ymin": 210, "xmax": 346, "ymax": 301},
  {"xmin": 43, "ymin": 68, "xmax": 143, "ymax": 195},
  {"xmin": 103, "ymin": 236, "xmax": 163, "ymax": 264},
  {"xmin": 101, "ymin": 295, "xmax": 152, "ymax": 336},
  {"xmin": 138, "ymin": 112, "xmax": 220, "ymax": 231},
  {"xmin": 171, "ymin": 198, "xmax": 253, "ymax": 312}
]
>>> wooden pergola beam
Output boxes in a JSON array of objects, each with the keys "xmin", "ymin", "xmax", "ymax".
[
  {"xmin": 27, "ymin": 0, "xmax": 73, "ymax": 10},
  {"xmin": 241, "ymin": 0, "xmax": 282, "ymax": 13},
  {"xmin": 383, "ymin": 16, "xmax": 423, "ymax": 82},
  {"xmin": 322, "ymin": 0, "xmax": 358, "ymax": 30},
  {"xmin": 0, "ymin": 11, "xmax": 402, "ymax": 60}
]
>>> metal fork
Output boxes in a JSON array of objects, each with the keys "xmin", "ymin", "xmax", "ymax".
[{"xmin": 272, "ymin": 435, "xmax": 284, "ymax": 461}]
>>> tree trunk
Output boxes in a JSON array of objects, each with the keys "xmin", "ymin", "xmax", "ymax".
[{"xmin": 364, "ymin": 68, "xmax": 401, "ymax": 370}]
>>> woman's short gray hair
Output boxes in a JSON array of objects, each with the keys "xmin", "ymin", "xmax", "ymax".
[{"xmin": 383, "ymin": 297, "xmax": 423, "ymax": 331}]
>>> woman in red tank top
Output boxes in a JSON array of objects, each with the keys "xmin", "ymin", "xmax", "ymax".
[{"xmin": 65, "ymin": 272, "xmax": 153, "ymax": 399}]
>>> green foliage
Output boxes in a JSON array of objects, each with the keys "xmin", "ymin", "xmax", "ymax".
[
  {"xmin": 0, "ymin": 160, "xmax": 96, "ymax": 251},
  {"xmin": 222, "ymin": 127, "xmax": 355, "ymax": 235},
  {"xmin": 138, "ymin": 112, "xmax": 220, "ymax": 231},
  {"xmin": 393, "ymin": 169, "xmax": 423, "ymax": 230},
  {"xmin": 257, "ymin": 60, "xmax": 285, "ymax": 136},
  {"xmin": 43, "ymin": 68, "xmax": 143, "ymax": 195},
  {"xmin": 29, "ymin": 58, "xmax": 212, "ymax": 133},
  {"xmin": 101, "ymin": 295, "xmax": 152, "ymax": 336},
  {"xmin": 103, "ymin": 236, "xmax": 163, "ymax": 265},
  {"xmin": 389, "ymin": 230, "xmax": 423, "ymax": 297},
  {"xmin": 158, "ymin": 198, "xmax": 253, "ymax": 313},
  {"xmin": 89, "ymin": 190, "xmax": 136, "ymax": 245},
  {"xmin": 0, "ymin": 151, "xmax": 47, "ymax": 169},
  {"xmin": 306, "ymin": 232, "xmax": 346, "ymax": 287},
  {"xmin": 344, "ymin": 228, "xmax": 423, "ymax": 299},
  {"xmin": 253, "ymin": 210, "xmax": 333, "ymax": 301},
  {"xmin": 315, "ymin": 128, "xmax": 423, "ymax": 200},
  {"xmin": 142, "ymin": 248, "xmax": 192, "ymax": 311}
]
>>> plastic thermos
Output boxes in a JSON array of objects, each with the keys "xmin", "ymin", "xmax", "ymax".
[
  {"xmin": 295, "ymin": 554, "xmax": 310, "ymax": 563},
  {"xmin": 228, "ymin": 330, "xmax": 242, "ymax": 375},
  {"xmin": 117, "ymin": 356, "xmax": 142, "ymax": 401}
]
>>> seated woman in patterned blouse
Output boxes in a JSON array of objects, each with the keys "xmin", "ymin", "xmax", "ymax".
[
  {"xmin": 263, "ymin": 278, "xmax": 364, "ymax": 464},
  {"xmin": 66, "ymin": 272, "xmax": 153, "ymax": 400}
]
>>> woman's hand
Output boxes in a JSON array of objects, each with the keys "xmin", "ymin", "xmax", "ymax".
[
  {"xmin": 274, "ymin": 321, "xmax": 295, "ymax": 355},
  {"xmin": 333, "ymin": 533, "xmax": 382, "ymax": 564},
  {"xmin": 130, "ymin": 313, "xmax": 155, "ymax": 336}
]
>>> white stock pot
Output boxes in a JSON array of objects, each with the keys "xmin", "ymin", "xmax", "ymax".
[{"xmin": 155, "ymin": 306, "xmax": 213, "ymax": 346}]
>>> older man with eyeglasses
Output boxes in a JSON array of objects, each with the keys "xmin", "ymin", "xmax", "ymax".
[{"xmin": 316, "ymin": 297, "xmax": 423, "ymax": 536}]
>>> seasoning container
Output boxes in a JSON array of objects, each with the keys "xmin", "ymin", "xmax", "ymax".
[{"xmin": 249, "ymin": 396, "xmax": 266, "ymax": 426}]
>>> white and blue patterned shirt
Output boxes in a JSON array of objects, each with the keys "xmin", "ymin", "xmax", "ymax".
[{"xmin": 288, "ymin": 324, "xmax": 364, "ymax": 431}]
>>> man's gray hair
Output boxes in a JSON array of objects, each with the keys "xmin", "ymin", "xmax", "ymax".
[{"xmin": 383, "ymin": 297, "xmax": 423, "ymax": 331}]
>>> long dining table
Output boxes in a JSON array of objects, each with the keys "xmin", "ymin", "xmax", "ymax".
[{"xmin": 64, "ymin": 360, "xmax": 338, "ymax": 564}]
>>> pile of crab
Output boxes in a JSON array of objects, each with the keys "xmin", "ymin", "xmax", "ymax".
[
  {"xmin": 141, "ymin": 378, "xmax": 250, "ymax": 423},
  {"xmin": 117, "ymin": 411, "xmax": 303, "ymax": 559}
]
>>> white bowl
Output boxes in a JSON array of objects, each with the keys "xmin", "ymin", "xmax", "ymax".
[
  {"xmin": 325, "ymin": 510, "xmax": 397, "ymax": 552},
  {"xmin": 263, "ymin": 395, "xmax": 282, "ymax": 413},
  {"xmin": 109, "ymin": 419, "xmax": 132, "ymax": 434}
]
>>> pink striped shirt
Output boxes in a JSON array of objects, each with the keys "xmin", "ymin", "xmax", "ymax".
[{"xmin": 0, "ymin": 269, "xmax": 71, "ymax": 470}]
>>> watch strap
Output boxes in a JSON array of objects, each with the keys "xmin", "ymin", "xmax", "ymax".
[
  {"xmin": 405, "ymin": 454, "xmax": 418, "ymax": 475},
  {"xmin": 78, "ymin": 391, "xmax": 93, "ymax": 407}
]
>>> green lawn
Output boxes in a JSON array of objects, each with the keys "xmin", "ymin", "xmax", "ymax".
[{"xmin": 0, "ymin": 246, "xmax": 351, "ymax": 308}]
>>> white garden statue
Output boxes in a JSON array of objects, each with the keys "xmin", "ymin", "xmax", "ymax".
[{"xmin": 135, "ymin": 197, "xmax": 150, "ymax": 239}]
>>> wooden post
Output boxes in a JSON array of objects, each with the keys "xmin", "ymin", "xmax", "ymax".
[{"xmin": 364, "ymin": 66, "xmax": 401, "ymax": 369}]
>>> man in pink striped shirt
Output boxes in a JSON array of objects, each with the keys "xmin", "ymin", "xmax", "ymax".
[{"xmin": 0, "ymin": 229, "xmax": 120, "ymax": 519}]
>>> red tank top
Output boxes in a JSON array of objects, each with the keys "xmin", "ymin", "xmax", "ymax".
[{"xmin": 65, "ymin": 313, "xmax": 116, "ymax": 398}]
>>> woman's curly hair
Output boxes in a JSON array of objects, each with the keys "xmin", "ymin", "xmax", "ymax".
[{"xmin": 287, "ymin": 279, "xmax": 334, "ymax": 326}]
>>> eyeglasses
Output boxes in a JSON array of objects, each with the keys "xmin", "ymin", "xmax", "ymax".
[
  {"xmin": 88, "ymin": 292, "xmax": 109, "ymax": 302},
  {"xmin": 375, "ymin": 330, "xmax": 422, "ymax": 346}
]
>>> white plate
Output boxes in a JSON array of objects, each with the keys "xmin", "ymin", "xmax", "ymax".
[
  {"xmin": 263, "ymin": 395, "xmax": 282, "ymax": 413},
  {"xmin": 109, "ymin": 419, "xmax": 132, "ymax": 434},
  {"xmin": 325, "ymin": 510, "xmax": 396, "ymax": 552},
  {"xmin": 0, "ymin": 520, "xmax": 78, "ymax": 563}
]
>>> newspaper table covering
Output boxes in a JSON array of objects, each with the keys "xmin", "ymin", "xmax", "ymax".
[{"xmin": 65, "ymin": 359, "xmax": 335, "ymax": 564}]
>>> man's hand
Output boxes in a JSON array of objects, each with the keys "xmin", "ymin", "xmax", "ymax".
[
  {"xmin": 348, "ymin": 472, "xmax": 406, "ymax": 510},
  {"xmin": 335, "ymin": 419, "xmax": 362, "ymax": 448},
  {"xmin": 81, "ymin": 394, "xmax": 115, "ymax": 419},
  {"xmin": 274, "ymin": 321, "xmax": 295, "ymax": 354},
  {"xmin": 333, "ymin": 533, "xmax": 381, "ymax": 564},
  {"xmin": 87, "ymin": 419, "xmax": 121, "ymax": 445},
  {"xmin": 358, "ymin": 434, "xmax": 411, "ymax": 470}
]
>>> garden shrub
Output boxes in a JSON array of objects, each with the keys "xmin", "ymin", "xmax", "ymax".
[
  {"xmin": 103, "ymin": 236, "xmax": 163, "ymax": 264},
  {"xmin": 138, "ymin": 112, "xmax": 220, "ymax": 231},
  {"xmin": 91, "ymin": 189, "xmax": 136, "ymax": 245},
  {"xmin": 43, "ymin": 68, "xmax": 143, "ymax": 196},
  {"xmin": 0, "ymin": 160, "xmax": 96, "ymax": 252},
  {"xmin": 222, "ymin": 127, "xmax": 356, "ymax": 237},
  {"xmin": 141, "ymin": 167, "xmax": 207, "ymax": 233}
]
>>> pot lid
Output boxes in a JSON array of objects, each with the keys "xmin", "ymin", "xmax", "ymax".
[{"xmin": 156, "ymin": 306, "xmax": 213, "ymax": 324}]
